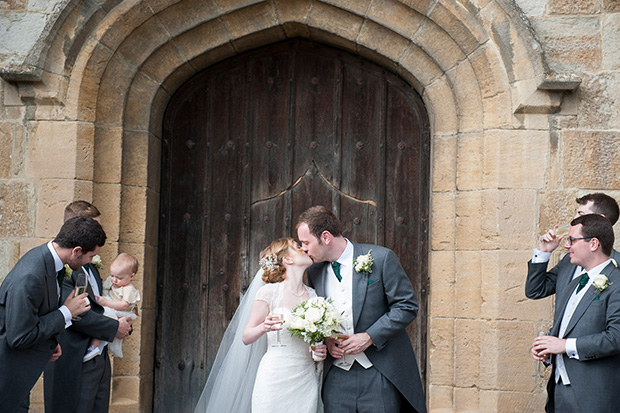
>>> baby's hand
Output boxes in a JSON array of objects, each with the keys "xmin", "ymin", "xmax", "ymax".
[{"xmin": 95, "ymin": 294, "xmax": 107, "ymax": 306}]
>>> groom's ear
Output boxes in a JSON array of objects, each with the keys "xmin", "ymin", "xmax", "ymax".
[{"xmin": 320, "ymin": 231, "xmax": 333, "ymax": 245}]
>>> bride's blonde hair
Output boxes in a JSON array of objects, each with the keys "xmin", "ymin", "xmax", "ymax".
[{"xmin": 259, "ymin": 238, "xmax": 292, "ymax": 283}]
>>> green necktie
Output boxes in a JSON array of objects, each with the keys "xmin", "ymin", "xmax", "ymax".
[
  {"xmin": 57, "ymin": 267, "xmax": 66, "ymax": 287},
  {"xmin": 331, "ymin": 262, "xmax": 342, "ymax": 282},
  {"xmin": 576, "ymin": 272, "xmax": 589, "ymax": 293}
]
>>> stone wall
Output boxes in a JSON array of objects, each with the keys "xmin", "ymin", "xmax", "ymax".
[{"xmin": 1, "ymin": 0, "xmax": 619, "ymax": 412}]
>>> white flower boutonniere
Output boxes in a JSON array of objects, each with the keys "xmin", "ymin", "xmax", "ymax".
[
  {"xmin": 91, "ymin": 254, "xmax": 103, "ymax": 269},
  {"xmin": 592, "ymin": 273, "xmax": 612, "ymax": 293},
  {"xmin": 63, "ymin": 264, "xmax": 73, "ymax": 279},
  {"xmin": 353, "ymin": 250, "xmax": 374, "ymax": 273}
]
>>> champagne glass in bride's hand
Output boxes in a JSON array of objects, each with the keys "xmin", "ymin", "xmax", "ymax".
[
  {"xmin": 72, "ymin": 272, "xmax": 90, "ymax": 321},
  {"xmin": 271, "ymin": 312, "xmax": 286, "ymax": 347},
  {"xmin": 533, "ymin": 331, "xmax": 546, "ymax": 378},
  {"xmin": 335, "ymin": 320, "xmax": 352, "ymax": 368}
]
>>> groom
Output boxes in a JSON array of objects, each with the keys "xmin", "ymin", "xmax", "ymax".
[{"xmin": 296, "ymin": 206, "xmax": 426, "ymax": 412}]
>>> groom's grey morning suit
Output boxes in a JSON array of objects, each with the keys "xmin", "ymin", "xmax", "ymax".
[
  {"xmin": 0, "ymin": 245, "xmax": 67, "ymax": 413},
  {"xmin": 307, "ymin": 242, "xmax": 426, "ymax": 413},
  {"xmin": 44, "ymin": 264, "xmax": 118, "ymax": 412},
  {"xmin": 527, "ymin": 257, "xmax": 620, "ymax": 411}
]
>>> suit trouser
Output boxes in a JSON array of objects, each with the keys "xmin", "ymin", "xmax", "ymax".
[
  {"xmin": 76, "ymin": 346, "xmax": 111, "ymax": 413},
  {"xmin": 323, "ymin": 362, "xmax": 401, "ymax": 413}
]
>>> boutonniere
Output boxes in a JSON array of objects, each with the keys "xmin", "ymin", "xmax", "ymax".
[
  {"xmin": 91, "ymin": 255, "xmax": 103, "ymax": 269},
  {"xmin": 592, "ymin": 274, "xmax": 612, "ymax": 294},
  {"xmin": 353, "ymin": 250, "xmax": 374, "ymax": 274},
  {"xmin": 63, "ymin": 264, "xmax": 73, "ymax": 279}
]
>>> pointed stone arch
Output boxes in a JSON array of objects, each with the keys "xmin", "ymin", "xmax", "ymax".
[{"xmin": 2, "ymin": 0, "xmax": 580, "ymax": 410}]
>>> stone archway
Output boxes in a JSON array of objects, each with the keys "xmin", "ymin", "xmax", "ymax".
[{"xmin": 1, "ymin": 0, "xmax": 578, "ymax": 411}]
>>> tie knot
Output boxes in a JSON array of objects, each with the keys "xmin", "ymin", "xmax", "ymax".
[
  {"xmin": 331, "ymin": 261, "xmax": 342, "ymax": 282},
  {"xmin": 576, "ymin": 272, "xmax": 589, "ymax": 293}
]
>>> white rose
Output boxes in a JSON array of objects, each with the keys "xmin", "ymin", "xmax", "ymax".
[
  {"xmin": 290, "ymin": 315, "xmax": 305, "ymax": 330},
  {"xmin": 306, "ymin": 320, "xmax": 318, "ymax": 332},
  {"xmin": 592, "ymin": 274, "xmax": 608, "ymax": 289},
  {"xmin": 305, "ymin": 307, "xmax": 322, "ymax": 323}
]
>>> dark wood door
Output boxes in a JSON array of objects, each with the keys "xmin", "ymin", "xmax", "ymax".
[{"xmin": 155, "ymin": 39, "xmax": 430, "ymax": 412}]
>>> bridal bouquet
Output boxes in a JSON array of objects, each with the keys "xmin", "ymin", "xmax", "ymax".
[{"xmin": 288, "ymin": 296, "xmax": 342, "ymax": 345}]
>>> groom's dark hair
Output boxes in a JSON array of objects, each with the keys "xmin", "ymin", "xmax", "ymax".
[{"xmin": 296, "ymin": 205, "xmax": 343, "ymax": 239}]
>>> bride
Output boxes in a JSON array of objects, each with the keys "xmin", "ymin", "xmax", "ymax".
[{"xmin": 194, "ymin": 238, "xmax": 326, "ymax": 413}]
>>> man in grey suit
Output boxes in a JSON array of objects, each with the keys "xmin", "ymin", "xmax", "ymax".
[
  {"xmin": 296, "ymin": 206, "xmax": 426, "ymax": 413},
  {"xmin": 526, "ymin": 193, "xmax": 620, "ymax": 300},
  {"xmin": 531, "ymin": 214, "xmax": 620, "ymax": 412},
  {"xmin": 0, "ymin": 216, "xmax": 103, "ymax": 413},
  {"xmin": 44, "ymin": 201, "xmax": 132, "ymax": 413}
]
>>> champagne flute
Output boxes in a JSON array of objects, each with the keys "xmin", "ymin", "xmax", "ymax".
[
  {"xmin": 533, "ymin": 331, "xmax": 546, "ymax": 378},
  {"xmin": 335, "ymin": 319, "xmax": 352, "ymax": 368},
  {"xmin": 271, "ymin": 311, "xmax": 286, "ymax": 347},
  {"xmin": 72, "ymin": 272, "xmax": 90, "ymax": 321}
]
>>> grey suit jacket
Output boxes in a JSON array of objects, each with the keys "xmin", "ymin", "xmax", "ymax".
[
  {"xmin": 530, "ymin": 260, "xmax": 620, "ymax": 412},
  {"xmin": 526, "ymin": 249, "xmax": 620, "ymax": 301},
  {"xmin": 44, "ymin": 265, "xmax": 118, "ymax": 412},
  {"xmin": 0, "ymin": 244, "xmax": 65, "ymax": 413},
  {"xmin": 307, "ymin": 242, "xmax": 426, "ymax": 413}
]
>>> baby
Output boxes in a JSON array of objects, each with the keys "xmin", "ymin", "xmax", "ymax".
[{"xmin": 83, "ymin": 253, "xmax": 141, "ymax": 362}]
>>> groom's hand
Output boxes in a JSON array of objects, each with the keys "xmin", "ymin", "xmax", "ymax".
[
  {"xmin": 326, "ymin": 336, "xmax": 344, "ymax": 358},
  {"xmin": 340, "ymin": 332, "xmax": 373, "ymax": 355}
]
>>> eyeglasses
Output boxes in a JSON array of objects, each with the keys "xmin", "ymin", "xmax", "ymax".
[{"xmin": 567, "ymin": 236, "xmax": 594, "ymax": 245}]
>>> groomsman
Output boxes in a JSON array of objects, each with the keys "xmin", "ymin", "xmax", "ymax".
[
  {"xmin": 0, "ymin": 217, "xmax": 103, "ymax": 412},
  {"xmin": 526, "ymin": 192, "xmax": 620, "ymax": 300},
  {"xmin": 531, "ymin": 214, "xmax": 620, "ymax": 412},
  {"xmin": 296, "ymin": 206, "xmax": 426, "ymax": 413},
  {"xmin": 44, "ymin": 201, "xmax": 132, "ymax": 413}
]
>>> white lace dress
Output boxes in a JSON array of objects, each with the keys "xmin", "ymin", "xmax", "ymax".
[{"xmin": 251, "ymin": 283, "xmax": 322, "ymax": 413}]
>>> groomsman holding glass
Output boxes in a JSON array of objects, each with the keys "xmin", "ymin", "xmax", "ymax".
[
  {"xmin": 0, "ymin": 217, "xmax": 103, "ymax": 412},
  {"xmin": 531, "ymin": 214, "xmax": 620, "ymax": 412}
]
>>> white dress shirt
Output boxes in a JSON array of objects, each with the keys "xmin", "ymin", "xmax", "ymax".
[
  {"xmin": 325, "ymin": 239, "xmax": 372, "ymax": 370},
  {"xmin": 47, "ymin": 241, "xmax": 73, "ymax": 328}
]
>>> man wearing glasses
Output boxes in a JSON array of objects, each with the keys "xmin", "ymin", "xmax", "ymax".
[
  {"xmin": 526, "ymin": 193, "xmax": 620, "ymax": 300},
  {"xmin": 530, "ymin": 214, "xmax": 620, "ymax": 412}
]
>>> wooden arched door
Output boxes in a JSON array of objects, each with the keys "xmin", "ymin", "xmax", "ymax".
[{"xmin": 155, "ymin": 39, "xmax": 430, "ymax": 412}]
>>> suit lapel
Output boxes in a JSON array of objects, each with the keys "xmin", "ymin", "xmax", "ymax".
[
  {"xmin": 43, "ymin": 247, "xmax": 59, "ymax": 310},
  {"xmin": 560, "ymin": 262, "xmax": 618, "ymax": 337},
  {"xmin": 351, "ymin": 242, "xmax": 369, "ymax": 329},
  {"xmin": 551, "ymin": 276, "xmax": 581, "ymax": 336}
]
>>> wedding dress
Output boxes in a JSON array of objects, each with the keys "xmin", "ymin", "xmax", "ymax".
[
  {"xmin": 251, "ymin": 282, "xmax": 322, "ymax": 413},
  {"xmin": 194, "ymin": 270, "xmax": 322, "ymax": 413}
]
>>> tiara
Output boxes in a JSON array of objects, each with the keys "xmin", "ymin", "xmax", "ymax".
[{"xmin": 259, "ymin": 254, "xmax": 279, "ymax": 272}]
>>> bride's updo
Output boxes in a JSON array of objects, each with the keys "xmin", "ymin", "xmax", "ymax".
[{"xmin": 259, "ymin": 237, "xmax": 292, "ymax": 283}]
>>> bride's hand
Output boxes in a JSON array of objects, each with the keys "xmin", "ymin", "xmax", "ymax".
[
  {"xmin": 263, "ymin": 315, "xmax": 283, "ymax": 333},
  {"xmin": 311, "ymin": 343, "xmax": 327, "ymax": 361},
  {"xmin": 326, "ymin": 336, "xmax": 344, "ymax": 358}
]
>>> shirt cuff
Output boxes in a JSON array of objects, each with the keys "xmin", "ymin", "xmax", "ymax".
[
  {"xmin": 532, "ymin": 249, "xmax": 552, "ymax": 263},
  {"xmin": 59, "ymin": 305, "xmax": 73, "ymax": 328},
  {"xmin": 565, "ymin": 338, "xmax": 578, "ymax": 359}
]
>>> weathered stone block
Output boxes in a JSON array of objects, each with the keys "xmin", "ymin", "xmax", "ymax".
[
  {"xmin": 428, "ymin": 384, "xmax": 454, "ymax": 413},
  {"xmin": 116, "ymin": 17, "xmax": 170, "ymax": 69},
  {"xmin": 561, "ymin": 130, "xmax": 620, "ymax": 189},
  {"xmin": 0, "ymin": 122, "xmax": 13, "ymax": 178},
  {"xmin": 124, "ymin": 72, "xmax": 159, "ymax": 132},
  {"xmin": 577, "ymin": 72, "xmax": 620, "ymax": 129},
  {"xmin": 455, "ymin": 251, "xmax": 482, "ymax": 318},
  {"xmin": 456, "ymin": 132, "xmax": 483, "ymax": 191},
  {"xmin": 358, "ymin": 20, "xmax": 409, "ymax": 63},
  {"xmin": 93, "ymin": 182, "xmax": 121, "ymax": 242},
  {"xmin": 26, "ymin": 121, "xmax": 79, "ymax": 179},
  {"xmin": 429, "ymin": 0, "xmax": 488, "ymax": 55},
  {"xmin": 432, "ymin": 134, "xmax": 457, "ymax": 192},
  {"xmin": 428, "ymin": 317, "xmax": 454, "ymax": 385},
  {"xmin": 139, "ymin": 43, "xmax": 186, "ymax": 85},
  {"xmin": 274, "ymin": 0, "xmax": 311, "ymax": 22},
  {"xmin": 110, "ymin": 375, "xmax": 140, "ymax": 409},
  {"xmin": 0, "ymin": 181, "xmax": 33, "ymax": 237},
  {"xmin": 549, "ymin": 0, "xmax": 598, "ymax": 15},
  {"xmin": 120, "ymin": 185, "xmax": 147, "ymax": 244},
  {"xmin": 454, "ymin": 386, "xmax": 480, "ymax": 412},
  {"xmin": 220, "ymin": 2, "xmax": 279, "ymax": 40},
  {"xmin": 0, "ymin": 240, "xmax": 18, "ymax": 283},
  {"xmin": 398, "ymin": 43, "xmax": 443, "ymax": 89},
  {"xmin": 413, "ymin": 20, "xmax": 464, "ymax": 72},
  {"xmin": 469, "ymin": 44, "xmax": 508, "ymax": 99},
  {"xmin": 424, "ymin": 77, "xmax": 458, "ymax": 134},
  {"xmin": 308, "ymin": 2, "xmax": 363, "ymax": 41},
  {"xmin": 156, "ymin": 0, "xmax": 218, "ymax": 37},
  {"xmin": 430, "ymin": 251, "xmax": 455, "ymax": 318},
  {"xmin": 94, "ymin": 125, "xmax": 123, "ymax": 184},
  {"xmin": 367, "ymin": 0, "xmax": 424, "ymax": 39},
  {"xmin": 482, "ymin": 130, "xmax": 549, "ymax": 189},
  {"xmin": 35, "ymin": 179, "xmax": 91, "ymax": 237},
  {"xmin": 174, "ymin": 19, "xmax": 230, "ymax": 61},
  {"xmin": 97, "ymin": 54, "xmax": 137, "ymax": 126},
  {"xmin": 431, "ymin": 191, "xmax": 456, "ymax": 251},
  {"xmin": 446, "ymin": 61, "xmax": 483, "ymax": 133},
  {"xmin": 455, "ymin": 320, "xmax": 481, "ymax": 386}
]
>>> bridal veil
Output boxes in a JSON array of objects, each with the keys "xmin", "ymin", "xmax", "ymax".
[{"xmin": 194, "ymin": 269, "xmax": 267, "ymax": 412}]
